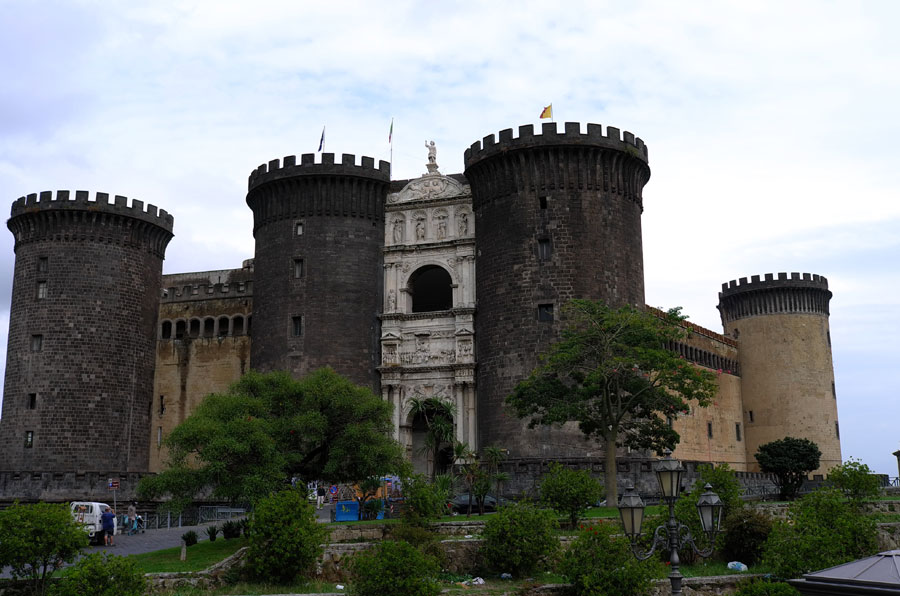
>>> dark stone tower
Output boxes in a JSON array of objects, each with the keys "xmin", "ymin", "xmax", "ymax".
[
  {"xmin": 718, "ymin": 272, "xmax": 841, "ymax": 474},
  {"xmin": 0, "ymin": 190, "xmax": 173, "ymax": 473},
  {"xmin": 463, "ymin": 122, "xmax": 651, "ymax": 457},
  {"xmin": 246, "ymin": 153, "xmax": 390, "ymax": 390}
]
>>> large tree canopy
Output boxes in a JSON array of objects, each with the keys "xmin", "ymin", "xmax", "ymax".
[
  {"xmin": 138, "ymin": 368, "xmax": 405, "ymax": 509},
  {"xmin": 756, "ymin": 436, "xmax": 822, "ymax": 500},
  {"xmin": 507, "ymin": 300, "xmax": 719, "ymax": 504}
]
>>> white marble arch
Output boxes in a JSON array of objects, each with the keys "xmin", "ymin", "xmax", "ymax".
[{"xmin": 400, "ymin": 261, "xmax": 459, "ymax": 313}]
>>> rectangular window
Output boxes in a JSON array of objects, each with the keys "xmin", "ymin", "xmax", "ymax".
[
  {"xmin": 832, "ymin": 381, "xmax": 836, "ymax": 399},
  {"xmin": 707, "ymin": 422, "xmax": 713, "ymax": 439},
  {"xmin": 24, "ymin": 431, "xmax": 34, "ymax": 449},
  {"xmin": 36, "ymin": 281, "xmax": 47, "ymax": 300},
  {"xmin": 292, "ymin": 316, "xmax": 303, "ymax": 337},
  {"xmin": 748, "ymin": 410, "xmax": 754, "ymax": 423},
  {"xmin": 27, "ymin": 394, "xmax": 36, "ymax": 410},
  {"xmin": 293, "ymin": 258, "xmax": 304, "ymax": 279},
  {"xmin": 30, "ymin": 335, "xmax": 43, "ymax": 352},
  {"xmin": 159, "ymin": 396, "xmax": 165, "ymax": 416},
  {"xmin": 835, "ymin": 421, "xmax": 840, "ymax": 439},
  {"xmin": 295, "ymin": 222, "xmax": 304, "ymax": 236},
  {"xmin": 537, "ymin": 304, "xmax": 554, "ymax": 322},
  {"xmin": 666, "ymin": 416, "xmax": 673, "ymax": 428},
  {"xmin": 537, "ymin": 239, "xmax": 552, "ymax": 261},
  {"xmin": 157, "ymin": 426, "xmax": 162, "ymax": 447},
  {"xmin": 37, "ymin": 257, "xmax": 48, "ymax": 273},
  {"xmin": 735, "ymin": 422, "xmax": 742, "ymax": 441},
  {"xmin": 539, "ymin": 196, "xmax": 548, "ymax": 210}
]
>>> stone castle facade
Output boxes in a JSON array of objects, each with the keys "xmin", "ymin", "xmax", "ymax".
[{"xmin": 0, "ymin": 122, "xmax": 842, "ymax": 500}]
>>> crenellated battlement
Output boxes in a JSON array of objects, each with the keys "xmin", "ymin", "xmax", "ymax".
[
  {"xmin": 646, "ymin": 305, "xmax": 738, "ymax": 347},
  {"xmin": 248, "ymin": 153, "xmax": 391, "ymax": 191},
  {"xmin": 463, "ymin": 121, "xmax": 648, "ymax": 167},
  {"xmin": 718, "ymin": 272, "xmax": 832, "ymax": 324},
  {"xmin": 161, "ymin": 280, "xmax": 253, "ymax": 303},
  {"xmin": 10, "ymin": 190, "xmax": 173, "ymax": 232}
]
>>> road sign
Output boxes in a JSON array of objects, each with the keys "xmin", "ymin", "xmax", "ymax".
[{"xmin": 108, "ymin": 478, "xmax": 120, "ymax": 490}]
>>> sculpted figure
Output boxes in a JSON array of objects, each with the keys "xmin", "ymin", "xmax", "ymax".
[
  {"xmin": 425, "ymin": 140, "xmax": 437, "ymax": 164},
  {"xmin": 392, "ymin": 218, "xmax": 404, "ymax": 243},
  {"xmin": 457, "ymin": 212, "xmax": 468, "ymax": 236},
  {"xmin": 387, "ymin": 289, "xmax": 396, "ymax": 312},
  {"xmin": 436, "ymin": 215, "xmax": 447, "ymax": 240},
  {"xmin": 416, "ymin": 220, "xmax": 425, "ymax": 240}
]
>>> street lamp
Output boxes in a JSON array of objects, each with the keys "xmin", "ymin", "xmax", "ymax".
[{"xmin": 617, "ymin": 452, "xmax": 724, "ymax": 596}]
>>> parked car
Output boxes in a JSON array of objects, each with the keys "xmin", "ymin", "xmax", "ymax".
[
  {"xmin": 447, "ymin": 493, "xmax": 508, "ymax": 513},
  {"xmin": 71, "ymin": 501, "xmax": 117, "ymax": 545}
]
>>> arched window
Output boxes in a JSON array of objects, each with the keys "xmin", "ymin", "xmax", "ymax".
[
  {"xmin": 161, "ymin": 320, "xmax": 172, "ymax": 339},
  {"xmin": 409, "ymin": 265, "xmax": 453, "ymax": 313},
  {"xmin": 189, "ymin": 318, "xmax": 201, "ymax": 338},
  {"xmin": 233, "ymin": 315, "xmax": 245, "ymax": 336},
  {"xmin": 175, "ymin": 320, "xmax": 186, "ymax": 340},
  {"xmin": 203, "ymin": 317, "xmax": 215, "ymax": 338},
  {"xmin": 217, "ymin": 316, "xmax": 230, "ymax": 337}
]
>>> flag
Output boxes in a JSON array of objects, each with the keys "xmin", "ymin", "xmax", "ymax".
[
  {"xmin": 540, "ymin": 104, "xmax": 553, "ymax": 119},
  {"xmin": 318, "ymin": 126, "xmax": 325, "ymax": 152},
  {"xmin": 388, "ymin": 118, "xmax": 393, "ymax": 144}
]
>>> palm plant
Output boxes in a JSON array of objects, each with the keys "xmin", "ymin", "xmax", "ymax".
[{"xmin": 408, "ymin": 397, "xmax": 456, "ymax": 481}]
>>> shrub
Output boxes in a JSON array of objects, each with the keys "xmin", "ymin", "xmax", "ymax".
[
  {"xmin": 245, "ymin": 488, "xmax": 329, "ymax": 583},
  {"xmin": 402, "ymin": 474, "xmax": 447, "ymax": 526},
  {"xmin": 480, "ymin": 501, "xmax": 559, "ymax": 576},
  {"xmin": 756, "ymin": 437, "xmax": 821, "ymax": 501},
  {"xmin": 389, "ymin": 522, "xmax": 446, "ymax": 569},
  {"xmin": 206, "ymin": 525, "xmax": 219, "ymax": 541},
  {"xmin": 761, "ymin": 488, "xmax": 878, "ymax": 579},
  {"xmin": 559, "ymin": 521, "xmax": 664, "ymax": 596},
  {"xmin": 350, "ymin": 539, "xmax": 440, "ymax": 596},
  {"xmin": 0, "ymin": 502, "xmax": 88, "ymax": 596},
  {"xmin": 239, "ymin": 517, "xmax": 251, "ymax": 537},
  {"xmin": 50, "ymin": 552, "xmax": 146, "ymax": 596},
  {"xmin": 672, "ymin": 463, "xmax": 743, "ymax": 562},
  {"xmin": 722, "ymin": 508, "xmax": 773, "ymax": 566},
  {"xmin": 222, "ymin": 520, "xmax": 242, "ymax": 540},
  {"xmin": 539, "ymin": 462, "xmax": 604, "ymax": 529},
  {"xmin": 827, "ymin": 458, "xmax": 882, "ymax": 502},
  {"xmin": 181, "ymin": 530, "xmax": 198, "ymax": 547},
  {"xmin": 734, "ymin": 578, "xmax": 800, "ymax": 596}
]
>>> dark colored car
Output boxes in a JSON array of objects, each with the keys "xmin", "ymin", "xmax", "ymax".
[{"xmin": 447, "ymin": 493, "xmax": 509, "ymax": 513}]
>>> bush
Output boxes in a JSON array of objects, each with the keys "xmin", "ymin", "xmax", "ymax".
[
  {"xmin": 206, "ymin": 525, "xmax": 219, "ymax": 541},
  {"xmin": 50, "ymin": 552, "xmax": 146, "ymax": 596},
  {"xmin": 222, "ymin": 520, "xmax": 242, "ymax": 540},
  {"xmin": 722, "ymin": 508, "xmax": 773, "ymax": 566},
  {"xmin": 559, "ymin": 521, "xmax": 664, "ymax": 596},
  {"xmin": 672, "ymin": 463, "xmax": 743, "ymax": 562},
  {"xmin": 239, "ymin": 517, "xmax": 251, "ymax": 537},
  {"xmin": 402, "ymin": 474, "xmax": 447, "ymax": 526},
  {"xmin": 761, "ymin": 488, "xmax": 878, "ymax": 579},
  {"xmin": 0, "ymin": 502, "xmax": 88, "ymax": 596},
  {"xmin": 181, "ymin": 530, "xmax": 198, "ymax": 547},
  {"xmin": 245, "ymin": 488, "xmax": 329, "ymax": 583},
  {"xmin": 389, "ymin": 522, "xmax": 446, "ymax": 569},
  {"xmin": 827, "ymin": 458, "xmax": 882, "ymax": 501},
  {"xmin": 480, "ymin": 502, "xmax": 559, "ymax": 576},
  {"xmin": 539, "ymin": 462, "xmax": 604, "ymax": 529},
  {"xmin": 756, "ymin": 437, "xmax": 821, "ymax": 501},
  {"xmin": 350, "ymin": 539, "xmax": 440, "ymax": 596},
  {"xmin": 734, "ymin": 578, "xmax": 800, "ymax": 596}
]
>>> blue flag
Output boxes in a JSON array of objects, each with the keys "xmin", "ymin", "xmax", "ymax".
[{"xmin": 318, "ymin": 126, "xmax": 325, "ymax": 152}]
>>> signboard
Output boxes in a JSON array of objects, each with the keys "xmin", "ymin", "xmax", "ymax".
[{"xmin": 108, "ymin": 478, "xmax": 120, "ymax": 490}]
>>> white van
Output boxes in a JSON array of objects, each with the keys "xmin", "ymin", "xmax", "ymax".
[{"xmin": 71, "ymin": 502, "xmax": 117, "ymax": 544}]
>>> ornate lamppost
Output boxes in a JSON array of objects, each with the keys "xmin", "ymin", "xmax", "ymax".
[{"xmin": 618, "ymin": 452, "xmax": 724, "ymax": 596}]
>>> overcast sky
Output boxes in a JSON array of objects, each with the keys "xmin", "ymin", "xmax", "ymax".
[{"xmin": 1, "ymin": 1, "xmax": 898, "ymax": 475}]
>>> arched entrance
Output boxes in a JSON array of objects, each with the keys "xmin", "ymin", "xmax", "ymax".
[
  {"xmin": 407, "ymin": 397, "xmax": 455, "ymax": 478},
  {"xmin": 408, "ymin": 265, "xmax": 453, "ymax": 312}
]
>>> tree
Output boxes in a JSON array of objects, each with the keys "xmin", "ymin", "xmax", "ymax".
[
  {"xmin": 0, "ymin": 502, "xmax": 87, "ymax": 596},
  {"xmin": 138, "ymin": 368, "xmax": 405, "ymax": 508},
  {"xmin": 481, "ymin": 445, "xmax": 510, "ymax": 500},
  {"xmin": 507, "ymin": 300, "xmax": 718, "ymax": 504},
  {"xmin": 408, "ymin": 397, "xmax": 455, "ymax": 481},
  {"xmin": 540, "ymin": 462, "xmax": 604, "ymax": 529},
  {"xmin": 827, "ymin": 458, "xmax": 882, "ymax": 502},
  {"xmin": 755, "ymin": 437, "xmax": 821, "ymax": 501}
]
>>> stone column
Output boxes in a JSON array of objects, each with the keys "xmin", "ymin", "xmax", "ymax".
[
  {"xmin": 455, "ymin": 383, "xmax": 465, "ymax": 445},
  {"xmin": 466, "ymin": 384, "xmax": 477, "ymax": 451}
]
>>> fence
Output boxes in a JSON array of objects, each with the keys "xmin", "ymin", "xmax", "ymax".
[{"xmin": 129, "ymin": 505, "xmax": 246, "ymax": 531}]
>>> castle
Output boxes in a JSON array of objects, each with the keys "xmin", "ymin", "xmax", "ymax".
[{"xmin": 0, "ymin": 122, "xmax": 842, "ymax": 500}]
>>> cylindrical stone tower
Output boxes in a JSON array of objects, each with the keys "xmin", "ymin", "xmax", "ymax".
[
  {"xmin": 0, "ymin": 190, "xmax": 173, "ymax": 473},
  {"xmin": 246, "ymin": 153, "xmax": 390, "ymax": 390},
  {"xmin": 463, "ymin": 122, "xmax": 651, "ymax": 457},
  {"xmin": 717, "ymin": 272, "xmax": 841, "ymax": 474}
]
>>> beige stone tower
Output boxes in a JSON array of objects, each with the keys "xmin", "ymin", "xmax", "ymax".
[{"xmin": 718, "ymin": 273, "xmax": 841, "ymax": 475}]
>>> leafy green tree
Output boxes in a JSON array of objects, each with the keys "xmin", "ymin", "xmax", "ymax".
[
  {"xmin": 540, "ymin": 462, "xmax": 604, "ymax": 529},
  {"xmin": 482, "ymin": 445, "xmax": 509, "ymax": 500},
  {"xmin": 0, "ymin": 502, "xmax": 87, "ymax": 596},
  {"xmin": 50, "ymin": 552, "xmax": 146, "ymax": 596},
  {"xmin": 401, "ymin": 474, "xmax": 447, "ymax": 525},
  {"xmin": 560, "ymin": 522, "xmax": 664, "ymax": 596},
  {"xmin": 245, "ymin": 488, "xmax": 329, "ymax": 583},
  {"xmin": 138, "ymin": 368, "xmax": 405, "ymax": 508},
  {"xmin": 507, "ymin": 301, "xmax": 718, "ymax": 504},
  {"xmin": 408, "ymin": 397, "xmax": 455, "ymax": 481},
  {"xmin": 827, "ymin": 458, "xmax": 882, "ymax": 502},
  {"xmin": 755, "ymin": 437, "xmax": 821, "ymax": 501},
  {"xmin": 761, "ymin": 488, "xmax": 877, "ymax": 579},
  {"xmin": 480, "ymin": 501, "xmax": 560, "ymax": 576}
]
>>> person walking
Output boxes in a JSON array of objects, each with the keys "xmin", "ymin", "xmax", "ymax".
[
  {"xmin": 127, "ymin": 502, "xmax": 137, "ymax": 535},
  {"xmin": 101, "ymin": 506, "xmax": 116, "ymax": 546},
  {"xmin": 316, "ymin": 484, "xmax": 326, "ymax": 509}
]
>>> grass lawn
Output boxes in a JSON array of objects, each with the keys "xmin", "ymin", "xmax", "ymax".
[{"xmin": 132, "ymin": 537, "xmax": 248, "ymax": 573}]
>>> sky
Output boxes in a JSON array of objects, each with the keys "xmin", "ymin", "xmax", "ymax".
[{"xmin": 1, "ymin": 1, "xmax": 898, "ymax": 476}]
